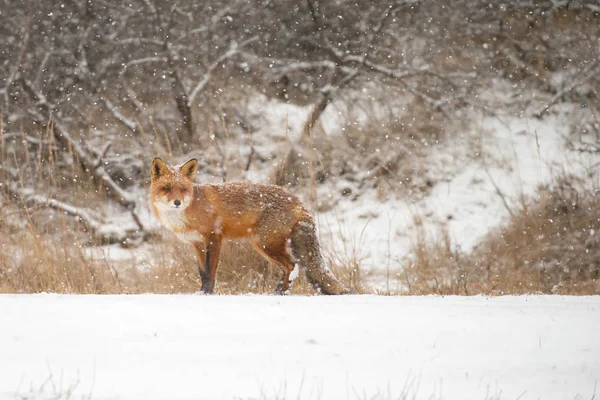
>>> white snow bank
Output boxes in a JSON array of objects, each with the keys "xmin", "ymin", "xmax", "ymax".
[
  {"xmin": 1, "ymin": 295, "xmax": 598, "ymax": 400},
  {"xmin": 317, "ymin": 107, "xmax": 600, "ymax": 278}
]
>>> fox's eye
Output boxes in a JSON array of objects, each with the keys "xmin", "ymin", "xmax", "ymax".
[
  {"xmin": 163, "ymin": 187, "xmax": 171, "ymax": 193},
  {"xmin": 180, "ymin": 188, "xmax": 187, "ymax": 193}
]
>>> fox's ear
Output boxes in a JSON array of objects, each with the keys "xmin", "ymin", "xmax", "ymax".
[
  {"xmin": 151, "ymin": 158, "xmax": 167, "ymax": 180},
  {"xmin": 180, "ymin": 158, "xmax": 198, "ymax": 179}
]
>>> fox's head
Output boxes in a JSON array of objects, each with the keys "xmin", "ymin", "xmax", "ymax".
[{"xmin": 150, "ymin": 158, "xmax": 197, "ymax": 211}]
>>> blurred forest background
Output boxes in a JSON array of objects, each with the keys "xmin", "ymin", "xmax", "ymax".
[{"xmin": 1, "ymin": 0, "xmax": 599, "ymax": 295}]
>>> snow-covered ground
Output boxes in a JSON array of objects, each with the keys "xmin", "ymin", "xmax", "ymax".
[
  {"xmin": 316, "ymin": 106, "xmax": 599, "ymax": 277},
  {"xmin": 1, "ymin": 294, "xmax": 598, "ymax": 400}
]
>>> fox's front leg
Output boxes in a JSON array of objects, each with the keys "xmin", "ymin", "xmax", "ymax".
[
  {"xmin": 194, "ymin": 234, "xmax": 222, "ymax": 294},
  {"xmin": 193, "ymin": 243, "xmax": 210, "ymax": 292}
]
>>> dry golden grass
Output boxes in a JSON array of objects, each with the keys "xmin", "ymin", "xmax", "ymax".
[
  {"xmin": 4, "ymin": 173, "xmax": 599, "ymax": 296},
  {"xmin": 401, "ymin": 175, "xmax": 600, "ymax": 295},
  {"xmin": 0, "ymin": 224, "xmax": 364, "ymax": 295},
  {"xmin": 0, "ymin": 105, "xmax": 367, "ymax": 296},
  {"xmin": 0, "ymin": 227, "xmax": 124, "ymax": 294},
  {"xmin": 143, "ymin": 233, "xmax": 366, "ymax": 295},
  {"xmin": 3, "ymin": 170, "xmax": 598, "ymax": 296},
  {"xmin": 140, "ymin": 238, "xmax": 314, "ymax": 295},
  {"xmin": 0, "ymin": 136, "xmax": 364, "ymax": 295}
]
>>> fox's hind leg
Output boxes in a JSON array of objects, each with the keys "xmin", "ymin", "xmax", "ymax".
[{"xmin": 251, "ymin": 239, "xmax": 297, "ymax": 295}]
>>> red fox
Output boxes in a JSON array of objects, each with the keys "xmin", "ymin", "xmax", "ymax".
[{"xmin": 150, "ymin": 158, "xmax": 353, "ymax": 295}]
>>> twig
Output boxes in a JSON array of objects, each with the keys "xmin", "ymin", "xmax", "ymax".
[
  {"xmin": 187, "ymin": 36, "xmax": 258, "ymax": 106},
  {"xmin": 535, "ymin": 60, "xmax": 600, "ymax": 118},
  {"xmin": 7, "ymin": 185, "xmax": 103, "ymax": 235},
  {"xmin": 484, "ymin": 167, "xmax": 515, "ymax": 218},
  {"xmin": 244, "ymin": 145, "xmax": 255, "ymax": 172},
  {"xmin": 101, "ymin": 97, "xmax": 139, "ymax": 133}
]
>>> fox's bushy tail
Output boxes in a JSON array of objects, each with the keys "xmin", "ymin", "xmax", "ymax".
[{"xmin": 290, "ymin": 219, "xmax": 354, "ymax": 295}]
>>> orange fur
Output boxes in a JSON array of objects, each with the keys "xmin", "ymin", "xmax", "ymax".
[{"xmin": 150, "ymin": 158, "xmax": 351, "ymax": 295}]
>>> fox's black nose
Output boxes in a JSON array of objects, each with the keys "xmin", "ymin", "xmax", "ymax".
[{"xmin": 174, "ymin": 200, "xmax": 181, "ymax": 207}]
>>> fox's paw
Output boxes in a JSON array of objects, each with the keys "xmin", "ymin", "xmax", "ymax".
[
  {"xmin": 195, "ymin": 289, "xmax": 215, "ymax": 295},
  {"xmin": 199, "ymin": 280, "xmax": 215, "ymax": 294},
  {"xmin": 274, "ymin": 283, "xmax": 291, "ymax": 295}
]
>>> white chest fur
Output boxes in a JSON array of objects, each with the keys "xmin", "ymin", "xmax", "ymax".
[
  {"xmin": 173, "ymin": 231, "xmax": 205, "ymax": 244},
  {"xmin": 157, "ymin": 209, "xmax": 205, "ymax": 244}
]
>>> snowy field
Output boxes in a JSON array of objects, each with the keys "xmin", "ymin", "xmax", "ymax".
[{"xmin": 1, "ymin": 295, "xmax": 599, "ymax": 400}]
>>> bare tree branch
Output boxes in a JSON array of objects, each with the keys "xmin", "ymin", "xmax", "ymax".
[
  {"xmin": 18, "ymin": 78, "xmax": 148, "ymax": 239},
  {"xmin": 535, "ymin": 59, "xmax": 600, "ymax": 118},
  {"xmin": 187, "ymin": 36, "xmax": 258, "ymax": 106},
  {"xmin": 101, "ymin": 97, "xmax": 139, "ymax": 133},
  {"xmin": 119, "ymin": 56, "xmax": 168, "ymax": 77},
  {"xmin": 6, "ymin": 185, "xmax": 146, "ymax": 246},
  {"xmin": 1, "ymin": 0, "xmax": 31, "ymax": 108},
  {"xmin": 7, "ymin": 184, "xmax": 104, "ymax": 233}
]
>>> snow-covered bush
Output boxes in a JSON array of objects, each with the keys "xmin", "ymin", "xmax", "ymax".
[{"xmin": 403, "ymin": 174, "xmax": 600, "ymax": 295}]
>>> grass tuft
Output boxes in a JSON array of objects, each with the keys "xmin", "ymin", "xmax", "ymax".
[{"xmin": 401, "ymin": 174, "xmax": 600, "ymax": 295}]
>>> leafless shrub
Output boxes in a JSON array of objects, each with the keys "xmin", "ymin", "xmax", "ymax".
[
  {"xmin": 402, "ymin": 174, "xmax": 600, "ymax": 295},
  {"xmin": 297, "ymin": 94, "xmax": 464, "ymax": 203},
  {"xmin": 480, "ymin": 175, "xmax": 600, "ymax": 293}
]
